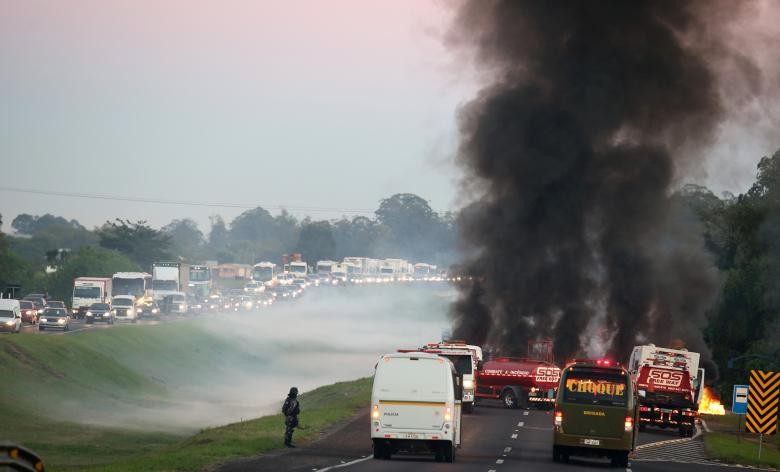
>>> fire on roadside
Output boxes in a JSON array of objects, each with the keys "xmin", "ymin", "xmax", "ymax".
[{"xmin": 700, "ymin": 387, "xmax": 726, "ymax": 415}]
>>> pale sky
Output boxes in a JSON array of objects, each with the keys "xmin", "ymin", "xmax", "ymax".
[
  {"xmin": 0, "ymin": 0, "xmax": 476, "ymax": 232},
  {"xmin": 1, "ymin": 0, "xmax": 778, "ymax": 234}
]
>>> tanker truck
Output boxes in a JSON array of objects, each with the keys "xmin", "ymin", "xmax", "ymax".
[
  {"xmin": 475, "ymin": 340, "xmax": 561, "ymax": 409},
  {"xmin": 628, "ymin": 344, "xmax": 705, "ymax": 437}
]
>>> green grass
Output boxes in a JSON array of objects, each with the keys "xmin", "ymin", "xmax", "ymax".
[
  {"xmin": 84, "ymin": 377, "xmax": 372, "ymax": 472},
  {"xmin": 704, "ymin": 432, "xmax": 780, "ymax": 469},
  {"xmin": 0, "ymin": 322, "xmax": 372, "ymax": 471}
]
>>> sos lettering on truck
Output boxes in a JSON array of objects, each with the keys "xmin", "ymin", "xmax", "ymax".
[
  {"xmin": 566, "ymin": 379, "xmax": 626, "ymax": 398},
  {"xmin": 647, "ymin": 369, "xmax": 684, "ymax": 387},
  {"xmin": 534, "ymin": 366, "xmax": 561, "ymax": 384}
]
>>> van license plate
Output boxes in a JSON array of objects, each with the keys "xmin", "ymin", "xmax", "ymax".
[
  {"xmin": 401, "ymin": 433, "xmax": 420, "ymax": 439},
  {"xmin": 582, "ymin": 439, "xmax": 600, "ymax": 446}
]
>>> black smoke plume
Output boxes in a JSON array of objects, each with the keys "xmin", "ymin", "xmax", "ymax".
[{"xmin": 448, "ymin": 0, "xmax": 752, "ymax": 375}]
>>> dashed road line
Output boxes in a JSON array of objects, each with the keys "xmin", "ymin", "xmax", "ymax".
[
  {"xmin": 496, "ymin": 458, "xmax": 504, "ymax": 464},
  {"xmin": 511, "ymin": 433, "xmax": 518, "ymax": 439},
  {"xmin": 316, "ymin": 456, "xmax": 371, "ymax": 471},
  {"xmin": 518, "ymin": 421, "xmax": 524, "ymax": 427},
  {"xmin": 523, "ymin": 411, "xmax": 529, "ymax": 416}
]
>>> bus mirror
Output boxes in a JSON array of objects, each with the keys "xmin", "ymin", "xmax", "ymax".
[{"xmin": 455, "ymin": 374, "xmax": 463, "ymax": 399}]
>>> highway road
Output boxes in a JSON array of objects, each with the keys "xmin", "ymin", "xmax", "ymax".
[
  {"xmin": 219, "ymin": 401, "xmax": 744, "ymax": 472},
  {"xmin": 19, "ymin": 315, "xmax": 177, "ymax": 334}
]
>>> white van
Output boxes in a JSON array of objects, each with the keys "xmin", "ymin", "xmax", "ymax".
[
  {"xmin": 0, "ymin": 299, "xmax": 22, "ymax": 334},
  {"xmin": 371, "ymin": 352, "xmax": 462, "ymax": 462}
]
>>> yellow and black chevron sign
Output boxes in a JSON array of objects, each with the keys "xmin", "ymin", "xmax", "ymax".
[{"xmin": 746, "ymin": 370, "xmax": 779, "ymax": 435}]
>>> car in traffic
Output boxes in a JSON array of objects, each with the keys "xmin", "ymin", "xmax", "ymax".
[
  {"xmin": 23, "ymin": 296, "xmax": 47, "ymax": 314},
  {"xmin": 162, "ymin": 292, "xmax": 187, "ymax": 315},
  {"xmin": 552, "ymin": 359, "xmax": 638, "ymax": 467},
  {"xmin": 111, "ymin": 295, "xmax": 138, "ymax": 323},
  {"xmin": 0, "ymin": 299, "xmax": 22, "ymax": 334},
  {"xmin": 39, "ymin": 308, "xmax": 71, "ymax": 331},
  {"xmin": 47, "ymin": 300, "xmax": 67, "ymax": 310},
  {"xmin": 273, "ymin": 285, "xmax": 299, "ymax": 301},
  {"xmin": 137, "ymin": 301, "xmax": 161, "ymax": 319},
  {"xmin": 19, "ymin": 300, "xmax": 39, "ymax": 324},
  {"xmin": 85, "ymin": 302, "xmax": 114, "ymax": 324}
]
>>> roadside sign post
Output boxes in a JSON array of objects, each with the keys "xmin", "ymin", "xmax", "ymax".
[
  {"xmin": 732, "ymin": 384, "xmax": 749, "ymax": 440},
  {"xmin": 745, "ymin": 370, "xmax": 779, "ymax": 460}
]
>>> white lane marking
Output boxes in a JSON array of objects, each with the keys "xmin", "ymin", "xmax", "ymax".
[
  {"xmin": 496, "ymin": 459, "xmax": 504, "ymax": 464},
  {"xmin": 523, "ymin": 411, "xmax": 529, "ymax": 416},
  {"xmin": 634, "ymin": 425, "xmax": 701, "ymax": 450},
  {"xmin": 626, "ymin": 469, "xmax": 632, "ymax": 472},
  {"xmin": 518, "ymin": 421, "xmax": 525, "ymax": 427},
  {"xmin": 511, "ymin": 433, "xmax": 518, "ymax": 439},
  {"xmin": 317, "ymin": 456, "xmax": 371, "ymax": 471},
  {"xmin": 504, "ymin": 447, "xmax": 512, "ymax": 453},
  {"xmin": 489, "ymin": 470, "xmax": 496, "ymax": 472}
]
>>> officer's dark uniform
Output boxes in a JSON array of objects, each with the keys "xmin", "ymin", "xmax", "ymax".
[{"xmin": 282, "ymin": 387, "xmax": 300, "ymax": 447}]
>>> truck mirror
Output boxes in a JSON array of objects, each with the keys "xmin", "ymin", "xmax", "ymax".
[{"xmin": 455, "ymin": 374, "xmax": 463, "ymax": 400}]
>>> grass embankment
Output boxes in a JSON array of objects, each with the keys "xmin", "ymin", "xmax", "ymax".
[
  {"xmin": 702, "ymin": 413, "xmax": 780, "ymax": 469},
  {"xmin": 86, "ymin": 378, "xmax": 371, "ymax": 472},
  {"xmin": 0, "ymin": 322, "xmax": 372, "ymax": 471}
]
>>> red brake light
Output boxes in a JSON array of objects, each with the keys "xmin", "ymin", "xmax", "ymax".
[
  {"xmin": 624, "ymin": 415, "xmax": 633, "ymax": 432},
  {"xmin": 554, "ymin": 410, "xmax": 563, "ymax": 426},
  {"xmin": 596, "ymin": 359, "xmax": 613, "ymax": 366}
]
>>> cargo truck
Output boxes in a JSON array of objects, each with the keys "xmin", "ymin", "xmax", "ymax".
[
  {"xmin": 112, "ymin": 272, "xmax": 153, "ymax": 306},
  {"xmin": 71, "ymin": 277, "xmax": 112, "ymax": 319},
  {"xmin": 628, "ymin": 344, "xmax": 704, "ymax": 437},
  {"xmin": 152, "ymin": 262, "xmax": 190, "ymax": 301}
]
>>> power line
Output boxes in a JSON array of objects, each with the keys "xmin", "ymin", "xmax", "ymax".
[{"xmin": 0, "ymin": 186, "xmax": 377, "ymax": 215}]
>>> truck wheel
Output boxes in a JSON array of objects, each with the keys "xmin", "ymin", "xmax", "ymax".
[
  {"xmin": 502, "ymin": 390, "xmax": 519, "ymax": 409},
  {"xmin": 463, "ymin": 402, "xmax": 474, "ymax": 414}
]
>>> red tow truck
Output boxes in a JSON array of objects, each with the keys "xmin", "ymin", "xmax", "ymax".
[{"xmin": 475, "ymin": 340, "xmax": 561, "ymax": 409}]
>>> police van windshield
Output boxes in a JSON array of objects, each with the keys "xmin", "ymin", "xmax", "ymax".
[
  {"xmin": 563, "ymin": 369, "xmax": 628, "ymax": 406},
  {"xmin": 440, "ymin": 354, "xmax": 473, "ymax": 375}
]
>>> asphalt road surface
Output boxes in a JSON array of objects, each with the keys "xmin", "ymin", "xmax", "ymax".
[
  {"xmin": 19, "ymin": 315, "xmax": 175, "ymax": 335},
  {"xmin": 218, "ymin": 401, "xmax": 751, "ymax": 472}
]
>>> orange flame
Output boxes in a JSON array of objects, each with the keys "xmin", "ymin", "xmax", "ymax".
[{"xmin": 700, "ymin": 387, "xmax": 725, "ymax": 415}]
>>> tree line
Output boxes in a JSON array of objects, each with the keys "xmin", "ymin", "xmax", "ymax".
[{"xmin": 0, "ymin": 193, "xmax": 457, "ymax": 301}]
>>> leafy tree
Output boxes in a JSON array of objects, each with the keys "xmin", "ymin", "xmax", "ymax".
[
  {"xmin": 375, "ymin": 193, "xmax": 448, "ymax": 262},
  {"xmin": 295, "ymin": 220, "xmax": 336, "ymax": 264},
  {"xmin": 97, "ymin": 219, "xmax": 172, "ymax": 271},
  {"xmin": 46, "ymin": 246, "xmax": 138, "ymax": 302},
  {"xmin": 208, "ymin": 215, "xmax": 230, "ymax": 255},
  {"xmin": 12, "ymin": 213, "xmax": 85, "ymax": 235},
  {"xmin": 332, "ymin": 216, "xmax": 380, "ymax": 259},
  {"xmin": 163, "ymin": 218, "xmax": 205, "ymax": 260}
]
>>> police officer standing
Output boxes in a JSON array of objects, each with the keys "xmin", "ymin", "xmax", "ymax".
[{"xmin": 282, "ymin": 387, "xmax": 300, "ymax": 447}]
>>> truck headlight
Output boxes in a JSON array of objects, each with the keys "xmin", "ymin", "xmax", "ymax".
[
  {"xmin": 6, "ymin": 320, "xmax": 16, "ymax": 326},
  {"xmin": 40, "ymin": 318, "xmax": 48, "ymax": 323},
  {"xmin": 58, "ymin": 319, "xmax": 66, "ymax": 324},
  {"xmin": 152, "ymin": 308, "xmax": 159, "ymax": 314},
  {"xmin": 463, "ymin": 379, "xmax": 474, "ymax": 389},
  {"xmin": 86, "ymin": 311, "xmax": 92, "ymax": 317}
]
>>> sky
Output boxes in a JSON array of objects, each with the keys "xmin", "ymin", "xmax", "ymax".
[{"xmin": 1, "ymin": 0, "xmax": 778, "ymax": 234}]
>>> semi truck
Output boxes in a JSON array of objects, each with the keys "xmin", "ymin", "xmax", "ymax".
[
  {"xmin": 628, "ymin": 344, "xmax": 704, "ymax": 437},
  {"xmin": 475, "ymin": 340, "xmax": 561, "ymax": 409},
  {"xmin": 188, "ymin": 264, "xmax": 212, "ymax": 299},
  {"xmin": 252, "ymin": 262, "xmax": 278, "ymax": 286},
  {"xmin": 152, "ymin": 262, "xmax": 190, "ymax": 301},
  {"xmin": 71, "ymin": 277, "xmax": 112, "ymax": 318},
  {"xmin": 316, "ymin": 260, "xmax": 336, "ymax": 274},
  {"xmin": 112, "ymin": 272, "xmax": 153, "ymax": 305}
]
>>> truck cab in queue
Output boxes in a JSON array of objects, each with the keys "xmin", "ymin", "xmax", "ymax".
[
  {"xmin": 628, "ymin": 344, "xmax": 704, "ymax": 437},
  {"xmin": 405, "ymin": 341, "xmax": 479, "ymax": 414},
  {"xmin": 552, "ymin": 359, "xmax": 638, "ymax": 467},
  {"xmin": 371, "ymin": 352, "xmax": 463, "ymax": 462}
]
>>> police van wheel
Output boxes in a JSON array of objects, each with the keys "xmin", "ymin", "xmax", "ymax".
[
  {"xmin": 611, "ymin": 452, "xmax": 629, "ymax": 468},
  {"xmin": 444, "ymin": 443, "xmax": 455, "ymax": 463},
  {"xmin": 372, "ymin": 440, "xmax": 390, "ymax": 460}
]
